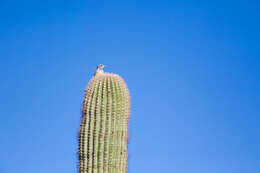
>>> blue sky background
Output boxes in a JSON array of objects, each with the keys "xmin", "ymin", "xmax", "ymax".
[{"xmin": 0, "ymin": 1, "xmax": 260, "ymax": 173}]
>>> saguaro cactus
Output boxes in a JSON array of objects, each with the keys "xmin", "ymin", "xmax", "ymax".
[{"xmin": 78, "ymin": 65, "xmax": 130, "ymax": 173}]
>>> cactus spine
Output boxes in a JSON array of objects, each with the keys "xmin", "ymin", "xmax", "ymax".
[{"xmin": 78, "ymin": 66, "xmax": 130, "ymax": 173}]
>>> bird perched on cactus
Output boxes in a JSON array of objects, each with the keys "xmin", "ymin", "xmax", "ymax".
[
  {"xmin": 78, "ymin": 64, "xmax": 130, "ymax": 173},
  {"xmin": 94, "ymin": 64, "xmax": 105, "ymax": 75}
]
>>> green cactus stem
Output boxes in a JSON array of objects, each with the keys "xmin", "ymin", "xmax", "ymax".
[{"xmin": 78, "ymin": 66, "xmax": 130, "ymax": 173}]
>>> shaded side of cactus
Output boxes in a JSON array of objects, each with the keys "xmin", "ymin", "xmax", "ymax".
[{"xmin": 78, "ymin": 69, "xmax": 130, "ymax": 173}]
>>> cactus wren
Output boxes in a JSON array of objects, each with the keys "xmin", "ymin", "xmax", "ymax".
[{"xmin": 94, "ymin": 64, "xmax": 105, "ymax": 75}]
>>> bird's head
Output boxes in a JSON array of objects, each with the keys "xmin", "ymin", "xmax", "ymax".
[{"xmin": 98, "ymin": 64, "xmax": 105, "ymax": 70}]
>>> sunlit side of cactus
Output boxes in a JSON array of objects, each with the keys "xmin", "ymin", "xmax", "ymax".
[{"xmin": 78, "ymin": 67, "xmax": 130, "ymax": 173}]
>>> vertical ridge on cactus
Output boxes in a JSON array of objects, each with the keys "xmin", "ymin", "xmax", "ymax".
[{"xmin": 78, "ymin": 67, "xmax": 130, "ymax": 173}]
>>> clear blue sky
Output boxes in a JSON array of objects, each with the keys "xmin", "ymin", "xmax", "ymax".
[{"xmin": 0, "ymin": 1, "xmax": 260, "ymax": 173}]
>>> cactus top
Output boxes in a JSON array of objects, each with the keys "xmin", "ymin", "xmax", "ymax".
[{"xmin": 78, "ymin": 67, "xmax": 130, "ymax": 173}]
